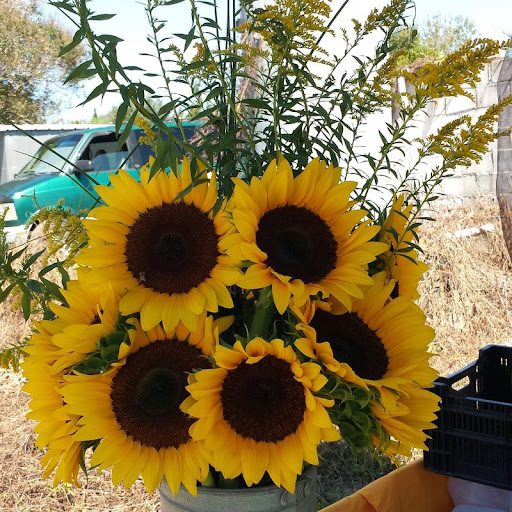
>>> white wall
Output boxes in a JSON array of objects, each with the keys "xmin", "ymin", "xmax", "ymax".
[{"xmin": 410, "ymin": 57, "xmax": 512, "ymax": 198}]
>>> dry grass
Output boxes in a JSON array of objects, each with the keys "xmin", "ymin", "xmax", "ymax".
[
  {"xmin": 316, "ymin": 443, "xmax": 394, "ymax": 509},
  {"xmin": 0, "ymin": 366, "xmax": 160, "ymax": 512},
  {"xmin": 1, "ymin": 196, "xmax": 511, "ymax": 510},
  {"xmin": 418, "ymin": 197, "xmax": 512, "ymax": 377}
]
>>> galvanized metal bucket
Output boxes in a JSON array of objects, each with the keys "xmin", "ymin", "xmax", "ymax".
[{"xmin": 159, "ymin": 466, "xmax": 317, "ymax": 512}]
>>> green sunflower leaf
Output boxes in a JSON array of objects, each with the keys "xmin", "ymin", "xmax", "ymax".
[
  {"xmin": 73, "ymin": 356, "xmax": 108, "ymax": 375},
  {"xmin": 353, "ymin": 411, "xmax": 372, "ymax": 432},
  {"xmin": 21, "ymin": 290, "xmax": 31, "ymax": 320},
  {"xmin": 100, "ymin": 345, "xmax": 121, "ymax": 362}
]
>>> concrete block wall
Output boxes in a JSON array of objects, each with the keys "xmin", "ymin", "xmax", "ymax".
[
  {"xmin": 390, "ymin": 57, "xmax": 512, "ymax": 200},
  {"xmin": 438, "ymin": 57, "xmax": 511, "ymax": 198}
]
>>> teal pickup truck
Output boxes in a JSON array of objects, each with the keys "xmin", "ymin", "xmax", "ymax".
[{"xmin": 0, "ymin": 122, "xmax": 200, "ymax": 244}]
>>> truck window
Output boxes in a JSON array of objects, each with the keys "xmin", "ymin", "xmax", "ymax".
[
  {"xmin": 17, "ymin": 133, "xmax": 84, "ymax": 176},
  {"xmin": 79, "ymin": 133, "xmax": 130, "ymax": 172}
]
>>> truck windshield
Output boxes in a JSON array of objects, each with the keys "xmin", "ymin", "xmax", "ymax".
[
  {"xmin": 135, "ymin": 126, "xmax": 199, "ymax": 165},
  {"xmin": 17, "ymin": 133, "xmax": 83, "ymax": 176}
]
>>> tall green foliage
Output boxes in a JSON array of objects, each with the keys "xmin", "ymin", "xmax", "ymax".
[
  {"xmin": 47, "ymin": 0, "xmax": 511, "ymax": 217},
  {"xmin": 0, "ymin": 0, "xmax": 88, "ymax": 123}
]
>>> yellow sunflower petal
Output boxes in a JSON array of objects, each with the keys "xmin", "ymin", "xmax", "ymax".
[
  {"xmin": 163, "ymin": 447, "xmax": 183, "ymax": 496},
  {"xmin": 272, "ymin": 279, "xmax": 292, "ymax": 314},
  {"xmin": 141, "ymin": 448, "xmax": 164, "ymax": 493}
]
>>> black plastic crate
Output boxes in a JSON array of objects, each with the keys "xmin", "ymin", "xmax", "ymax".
[{"xmin": 424, "ymin": 344, "xmax": 512, "ymax": 490}]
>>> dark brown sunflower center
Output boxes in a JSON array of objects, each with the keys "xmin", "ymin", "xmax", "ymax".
[
  {"xmin": 156, "ymin": 233, "xmax": 187, "ymax": 266},
  {"xmin": 256, "ymin": 205, "xmax": 337, "ymax": 283},
  {"xmin": 220, "ymin": 355, "xmax": 306, "ymax": 443},
  {"xmin": 110, "ymin": 338, "xmax": 210, "ymax": 450},
  {"xmin": 311, "ymin": 310, "xmax": 389, "ymax": 380},
  {"xmin": 135, "ymin": 368, "xmax": 181, "ymax": 416},
  {"xmin": 124, "ymin": 202, "xmax": 220, "ymax": 294}
]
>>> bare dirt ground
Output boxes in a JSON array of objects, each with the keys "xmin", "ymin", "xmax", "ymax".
[{"xmin": 1, "ymin": 196, "xmax": 511, "ymax": 511}]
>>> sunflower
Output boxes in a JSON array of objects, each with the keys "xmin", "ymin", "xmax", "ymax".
[
  {"xmin": 60, "ymin": 320, "xmax": 214, "ymax": 494},
  {"xmin": 294, "ymin": 272, "xmax": 438, "ymax": 392},
  {"xmin": 22, "ymin": 321, "xmax": 82, "ymax": 486},
  {"xmin": 183, "ymin": 338, "xmax": 340, "ymax": 493},
  {"xmin": 22, "ymin": 276, "xmax": 126, "ymax": 486},
  {"xmin": 377, "ymin": 194, "xmax": 428, "ymax": 299},
  {"xmin": 76, "ymin": 158, "xmax": 239, "ymax": 332},
  {"xmin": 50, "ymin": 281, "xmax": 122, "ymax": 374},
  {"xmin": 48, "ymin": 268, "xmax": 117, "ymax": 331},
  {"xmin": 222, "ymin": 157, "xmax": 387, "ymax": 314},
  {"xmin": 372, "ymin": 384, "xmax": 440, "ymax": 455}
]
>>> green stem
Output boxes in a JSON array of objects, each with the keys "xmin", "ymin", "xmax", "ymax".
[
  {"xmin": 67, "ymin": 1, "xmax": 208, "ymax": 167},
  {"xmin": 188, "ymin": 0, "xmax": 257, "ymax": 157},
  {"xmin": 218, "ymin": 473, "xmax": 240, "ymax": 489},
  {"xmin": 201, "ymin": 470, "xmax": 216, "ymax": 488},
  {"xmin": 250, "ymin": 289, "xmax": 275, "ymax": 338}
]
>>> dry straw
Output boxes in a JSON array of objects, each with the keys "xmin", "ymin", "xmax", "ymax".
[{"xmin": 418, "ymin": 197, "xmax": 512, "ymax": 377}]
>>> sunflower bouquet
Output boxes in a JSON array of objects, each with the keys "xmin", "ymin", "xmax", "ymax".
[
  {"xmin": 16, "ymin": 0, "xmax": 512, "ymax": 502},
  {"xmin": 21, "ymin": 155, "xmax": 438, "ymax": 495}
]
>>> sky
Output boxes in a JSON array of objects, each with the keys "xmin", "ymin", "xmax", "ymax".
[
  {"xmin": 415, "ymin": 0, "xmax": 512, "ymax": 41},
  {"xmin": 46, "ymin": 0, "xmax": 512, "ymax": 123}
]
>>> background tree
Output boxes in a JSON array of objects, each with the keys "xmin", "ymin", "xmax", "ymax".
[
  {"xmin": 0, "ymin": 0, "xmax": 88, "ymax": 123},
  {"xmin": 391, "ymin": 13, "xmax": 479, "ymax": 67}
]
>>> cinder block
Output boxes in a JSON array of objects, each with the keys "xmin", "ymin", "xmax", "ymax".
[
  {"xmin": 476, "ymin": 82, "xmax": 499, "ymax": 108},
  {"xmin": 440, "ymin": 174, "xmax": 478, "ymax": 196},
  {"xmin": 497, "ymin": 81, "xmax": 512, "ymax": 106},
  {"xmin": 460, "ymin": 151, "xmax": 494, "ymax": 176},
  {"xmin": 444, "ymin": 94, "xmax": 476, "ymax": 115},
  {"xmin": 475, "ymin": 172, "xmax": 497, "ymax": 195},
  {"xmin": 496, "ymin": 166, "xmax": 512, "ymax": 195},
  {"xmin": 493, "ymin": 57, "xmax": 512, "ymax": 84},
  {"xmin": 488, "ymin": 58, "xmax": 507, "ymax": 83}
]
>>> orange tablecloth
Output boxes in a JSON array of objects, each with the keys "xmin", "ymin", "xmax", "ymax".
[{"xmin": 320, "ymin": 459, "xmax": 454, "ymax": 512}]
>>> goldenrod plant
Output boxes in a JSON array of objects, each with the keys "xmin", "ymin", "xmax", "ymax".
[{"xmin": 3, "ymin": 0, "xmax": 512, "ymax": 498}]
